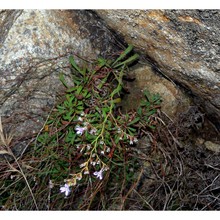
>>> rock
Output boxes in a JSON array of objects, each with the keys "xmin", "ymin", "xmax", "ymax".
[
  {"xmin": 95, "ymin": 10, "xmax": 220, "ymax": 129},
  {"xmin": 121, "ymin": 64, "xmax": 191, "ymax": 119},
  {"xmin": 195, "ymin": 138, "xmax": 205, "ymax": 146},
  {"xmin": 204, "ymin": 141, "xmax": 220, "ymax": 153},
  {"xmin": 0, "ymin": 10, "xmax": 122, "ymax": 155}
]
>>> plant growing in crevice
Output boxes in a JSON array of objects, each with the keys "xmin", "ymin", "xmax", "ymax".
[
  {"xmin": 35, "ymin": 45, "xmax": 161, "ymax": 201},
  {"xmin": 0, "ymin": 45, "xmax": 162, "ymax": 210}
]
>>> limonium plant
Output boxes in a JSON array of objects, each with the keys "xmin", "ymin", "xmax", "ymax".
[{"xmin": 36, "ymin": 45, "xmax": 161, "ymax": 198}]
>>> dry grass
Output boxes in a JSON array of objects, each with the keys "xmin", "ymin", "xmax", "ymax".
[
  {"xmin": 1, "ymin": 108, "xmax": 220, "ymax": 210},
  {"xmin": 0, "ymin": 116, "xmax": 13, "ymax": 148},
  {"xmin": 0, "ymin": 116, "xmax": 38, "ymax": 210},
  {"xmin": 123, "ymin": 109, "xmax": 220, "ymax": 210}
]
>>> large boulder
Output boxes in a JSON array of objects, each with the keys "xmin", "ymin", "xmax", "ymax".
[
  {"xmin": 0, "ymin": 10, "xmax": 122, "ymax": 153},
  {"xmin": 121, "ymin": 65, "xmax": 191, "ymax": 118},
  {"xmin": 95, "ymin": 10, "xmax": 220, "ymax": 129}
]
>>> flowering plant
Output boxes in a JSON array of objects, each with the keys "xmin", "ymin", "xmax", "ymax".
[{"xmin": 36, "ymin": 45, "xmax": 161, "ymax": 197}]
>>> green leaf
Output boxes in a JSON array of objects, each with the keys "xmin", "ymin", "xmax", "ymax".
[
  {"xmin": 59, "ymin": 73, "xmax": 68, "ymax": 88},
  {"xmin": 114, "ymin": 135, "xmax": 120, "ymax": 145},
  {"xmin": 82, "ymin": 89, "xmax": 89, "ymax": 98},
  {"xmin": 77, "ymin": 105, "xmax": 84, "ymax": 111},
  {"xmin": 97, "ymin": 77, "xmax": 108, "ymax": 89},
  {"xmin": 113, "ymin": 53, "xmax": 139, "ymax": 68},
  {"xmin": 85, "ymin": 93, "xmax": 91, "ymax": 99},
  {"xmin": 111, "ymin": 84, "xmax": 122, "ymax": 98},
  {"xmin": 82, "ymin": 65, "xmax": 88, "ymax": 75},
  {"xmin": 69, "ymin": 56, "xmax": 84, "ymax": 75},
  {"xmin": 147, "ymin": 124, "xmax": 156, "ymax": 130},
  {"xmin": 65, "ymin": 128, "xmax": 76, "ymax": 144},
  {"xmin": 97, "ymin": 57, "xmax": 108, "ymax": 68},
  {"xmin": 137, "ymin": 107, "xmax": 142, "ymax": 116},
  {"xmin": 75, "ymin": 85, "xmax": 83, "ymax": 95},
  {"xmin": 127, "ymin": 127, "xmax": 136, "ymax": 132},
  {"xmin": 37, "ymin": 132, "xmax": 49, "ymax": 144},
  {"xmin": 145, "ymin": 110, "xmax": 156, "ymax": 117},
  {"xmin": 112, "ymin": 45, "xmax": 134, "ymax": 67},
  {"xmin": 128, "ymin": 117, "xmax": 140, "ymax": 126},
  {"xmin": 57, "ymin": 105, "xmax": 65, "ymax": 110},
  {"xmin": 67, "ymin": 86, "xmax": 77, "ymax": 93},
  {"xmin": 66, "ymin": 94, "xmax": 75, "ymax": 103},
  {"xmin": 102, "ymin": 107, "xmax": 109, "ymax": 118},
  {"xmin": 63, "ymin": 110, "xmax": 74, "ymax": 121},
  {"xmin": 72, "ymin": 78, "xmax": 82, "ymax": 86}
]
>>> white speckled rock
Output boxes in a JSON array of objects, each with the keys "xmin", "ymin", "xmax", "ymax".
[
  {"xmin": 121, "ymin": 65, "xmax": 191, "ymax": 118},
  {"xmin": 0, "ymin": 10, "xmax": 121, "ymax": 156},
  {"xmin": 95, "ymin": 10, "xmax": 220, "ymax": 128}
]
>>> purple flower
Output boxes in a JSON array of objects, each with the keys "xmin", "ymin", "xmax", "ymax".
[
  {"xmin": 93, "ymin": 169, "xmax": 104, "ymax": 180},
  {"xmin": 75, "ymin": 125, "xmax": 86, "ymax": 135},
  {"xmin": 60, "ymin": 184, "xmax": 71, "ymax": 197}
]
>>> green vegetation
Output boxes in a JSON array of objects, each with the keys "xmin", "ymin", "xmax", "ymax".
[{"xmin": 0, "ymin": 45, "xmax": 162, "ymax": 210}]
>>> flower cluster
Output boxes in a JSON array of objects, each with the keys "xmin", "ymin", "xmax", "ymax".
[
  {"xmin": 59, "ymin": 110, "xmax": 114, "ymax": 196},
  {"xmin": 57, "ymin": 106, "xmax": 141, "ymax": 197},
  {"xmin": 34, "ymin": 48, "xmax": 161, "ymax": 199},
  {"xmin": 35, "ymin": 46, "xmax": 161, "ymax": 204}
]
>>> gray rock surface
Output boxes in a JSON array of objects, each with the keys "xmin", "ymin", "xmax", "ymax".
[
  {"xmin": 0, "ymin": 10, "xmax": 122, "ymax": 154},
  {"xmin": 95, "ymin": 10, "xmax": 220, "ymax": 128},
  {"xmin": 204, "ymin": 141, "xmax": 220, "ymax": 153},
  {"xmin": 1, "ymin": 9, "xmax": 219, "ymax": 158},
  {"xmin": 121, "ymin": 65, "xmax": 191, "ymax": 118}
]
